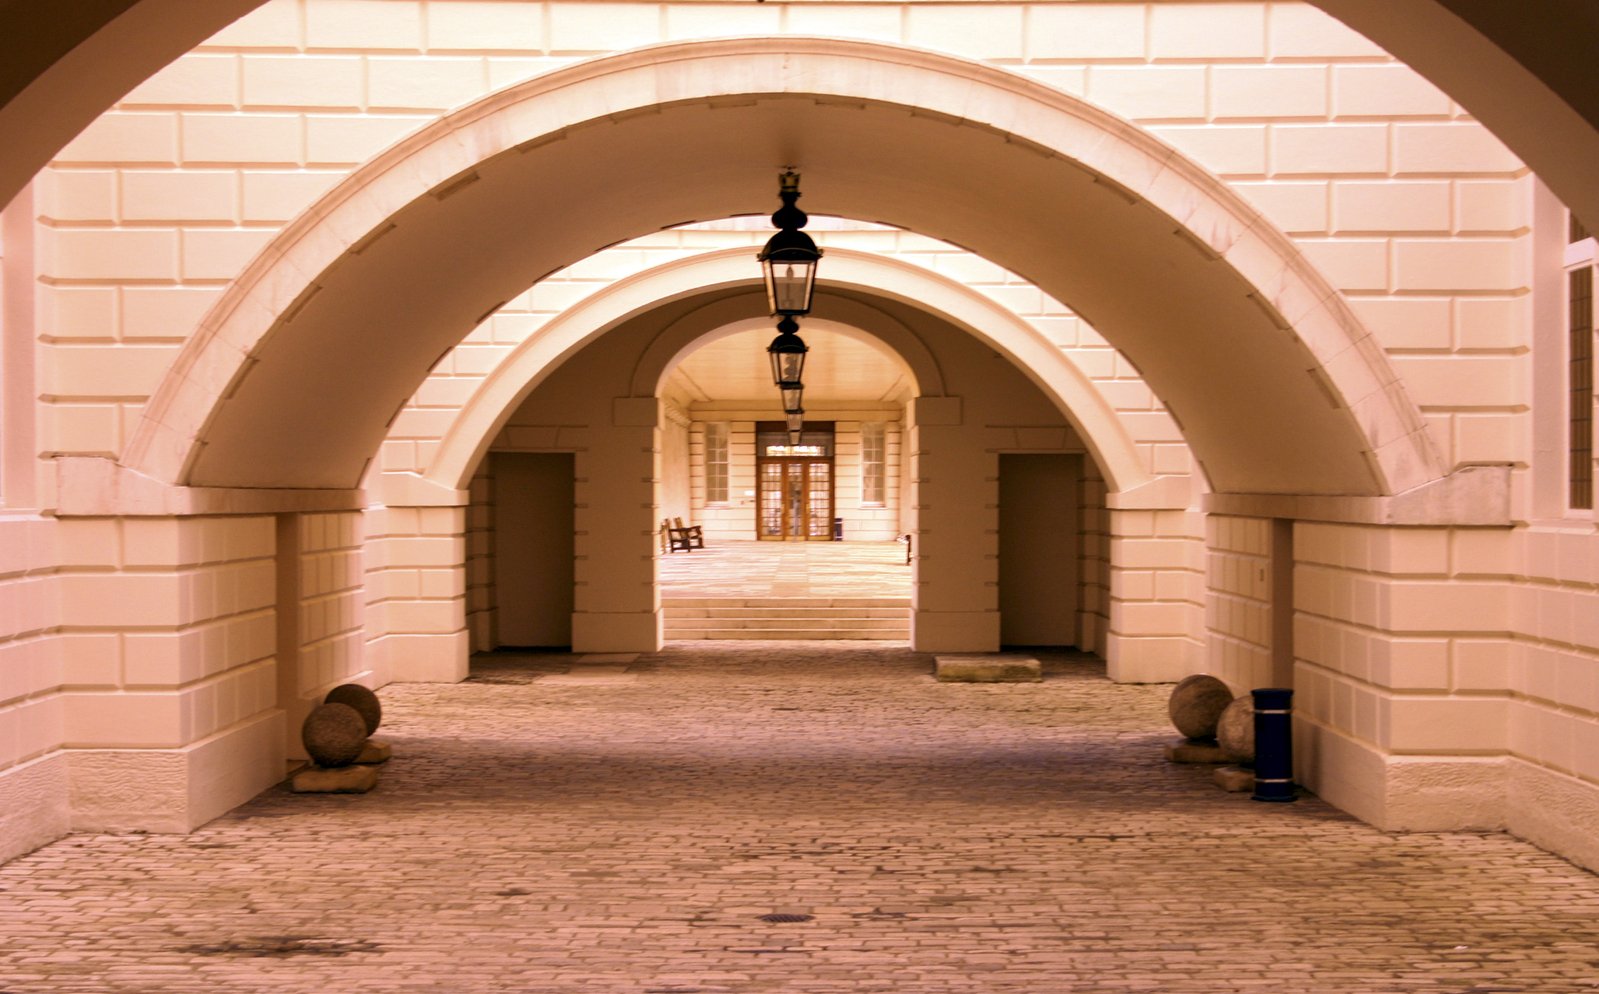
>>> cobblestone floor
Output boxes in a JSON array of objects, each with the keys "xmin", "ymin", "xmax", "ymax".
[{"xmin": 4, "ymin": 644, "xmax": 1599, "ymax": 993}]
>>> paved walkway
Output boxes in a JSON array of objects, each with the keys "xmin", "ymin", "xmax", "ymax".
[
  {"xmin": 4, "ymin": 644, "xmax": 1599, "ymax": 993},
  {"xmin": 660, "ymin": 540, "xmax": 910, "ymax": 599}
]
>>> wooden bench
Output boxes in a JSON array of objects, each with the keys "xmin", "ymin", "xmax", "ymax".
[
  {"xmin": 673, "ymin": 517, "xmax": 705, "ymax": 550},
  {"xmin": 661, "ymin": 518, "xmax": 701, "ymax": 553}
]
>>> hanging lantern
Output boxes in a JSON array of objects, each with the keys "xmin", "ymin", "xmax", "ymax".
[
  {"xmin": 757, "ymin": 171, "xmax": 822, "ymax": 316},
  {"xmin": 767, "ymin": 315, "xmax": 807, "ymax": 388}
]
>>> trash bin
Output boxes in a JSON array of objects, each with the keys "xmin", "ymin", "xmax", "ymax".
[{"xmin": 832, "ymin": 517, "xmax": 843, "ymax": 541}]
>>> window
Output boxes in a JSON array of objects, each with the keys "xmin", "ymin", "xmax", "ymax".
[
  {"xmin": 861, "ymin": 423, "xmax": 886, "ymax": 506},
  {"xmin": 1568, "ymin": 211, "xmax": 1596, "ymax": 511},
  {"xmin": 704, "ymin": 422, "xmax": 729, "ymax": 504},
  {"xmin": 1571, "ymin": 265, "xmax": 1594, "ymax": 509}
]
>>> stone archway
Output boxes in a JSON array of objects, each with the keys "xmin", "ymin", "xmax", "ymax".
[
  {"xmin": 123, "ymin": 38, "xmax": 1439, "ymax": 503},
  {"xmin": 415, "ymin": 247, "xmax": 1150, "ymax": 498}
]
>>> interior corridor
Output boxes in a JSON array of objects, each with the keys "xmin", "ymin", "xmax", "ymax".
[{"xmin": 2, "ymin": 643, "xmax": 1594, "ymax": 993}]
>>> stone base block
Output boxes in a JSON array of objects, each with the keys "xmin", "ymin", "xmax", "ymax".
[
  {"xmin": 69, "ymin": 710, "xmax": 285, "ymax": 834},
  {"xmin": 378, "ymin": 630, "xmax": 470, "ymax": 683},
  {"xmin": 1214, "ymin": 765, "xmax": 1255, "ymax": 792},
  {"xmin": 0, "ymin": 754, "xmax": 70, "ymax": 864},
  {"xmin": 1105, "ymin": 635, "xmax": 1203, "ymax": 684},
  {"xmin": 1296, "ymin": 717, "xmax": 1506, "ymax": 832},
  {"xmin": 934, "ymin": 655, "xmax": 1042, "ymax": 683},
  {"xmin": 572, "ymin": 611, "xmax": 662, "ymax": 653},
  {"xmin": 356, "ymin": 740, "xmax": 391, "ymax": 765},
  {"xmin": 291, "ymin": 765, "xmax": 379, "ymax": 793},
  {"xmin": 912, "ymin": 611, "xmax": 1000, "ymax": 653},
  {"xmin": 1164, "ymin": 739, "xmax": 1230, "ymax": 764},
  {"xmin": 1507, "ymin": 759, "xmax": 1599, "ymax": 875}
]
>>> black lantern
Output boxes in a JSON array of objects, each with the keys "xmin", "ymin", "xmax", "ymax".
[
  {"xmin": 780, "ymin": 382, "xmax": 804, "ymax": 415},
  {"xmin": 767, "ymin": 315, "xmax": 808, "ymax": 388},
  {"xmin": 757, "ymin": 171, "xmax": 822, "ymax": 316}
]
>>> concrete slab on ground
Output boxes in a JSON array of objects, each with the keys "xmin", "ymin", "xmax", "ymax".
[{"xmin": 934, "ymin": 654, "xmax": 1043, "ymax": 682}]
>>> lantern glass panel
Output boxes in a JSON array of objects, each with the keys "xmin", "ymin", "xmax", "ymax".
[
  {"xmin": 769, "ymin": 348, "xmax": 806, "ymax": 386},
  {"xmin": 765, "ymin": 259, "xmax": 818, "ymax": 315},
  {"xmin": 780, "ymin": 383, "xmax": 804, "ymax": 413}
]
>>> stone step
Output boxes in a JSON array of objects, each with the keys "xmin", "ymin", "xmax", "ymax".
[
  {"xmin": 665, "ymin": 606, "xmax": 910, "ymax": 620},
  {"xmin": 661, "ymin": 596, "xmax": 910, "ymax": 640},
  {"xmin": 664, "ymin": 615, "xmax": 908, "ymax": 630},
  {"xmin": 665, "ymin": 627, "xmax": 910, "ymax": 640},
  {"xmin": 662, "ymin": 597, "xmax": 910, "ymax": 609}
]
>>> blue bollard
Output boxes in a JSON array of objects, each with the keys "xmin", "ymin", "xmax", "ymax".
[{"xmin": 1251, "ymin": 687, "xmax": 1296, "ymax": 802}]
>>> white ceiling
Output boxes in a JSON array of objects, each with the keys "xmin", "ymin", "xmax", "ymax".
[{"xmin": 664, "ymin": 325, "xmax": 913, "ymax": 405}]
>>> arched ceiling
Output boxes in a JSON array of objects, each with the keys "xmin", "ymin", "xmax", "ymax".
[
  {"xmin": 665, "ymin": 325, "xmax": 913, "ymax": 407},
  {"xmin": 129, "ymin": 42, "xmax": 1429, "ymax": 497},
  {"xmin": 169, "ymin": 102, "xmax": 1381, "ymax": 494}
]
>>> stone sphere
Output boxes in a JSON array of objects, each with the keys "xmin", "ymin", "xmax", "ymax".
[
  {"xmin": 1168, "ymin": 674, "xmax": 1234, "ymax": 740},
  {"xmin": 325, "ymin": 683, "xmax": 381, "ymax": 735},
  {"xmin": 302, "ymin": 703, "xmax": 368, "ymax": 768},
  {"xmin": 1217, "ymin": 695, "xmax": 1255, "ymax": 763}
]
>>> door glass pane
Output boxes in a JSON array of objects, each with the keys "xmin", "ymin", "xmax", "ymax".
[
  {"xmin": 808, "ymin": 462, "xmax": 831, "ymax": 538},
  {"xmin": 759, "ymin": 462, "xmax": 784, "ymax": 537},
  {"xmin": 785, "ymin": 463, "xmax": 805, "ymax": 538}
]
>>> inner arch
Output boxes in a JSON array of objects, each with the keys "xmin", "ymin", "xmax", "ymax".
[{"xmin": 416, "ymin": 246, "xmax": 1149, "ymax": 497}]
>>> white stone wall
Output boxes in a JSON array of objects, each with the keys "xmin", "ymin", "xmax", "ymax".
[
  {"xmin": 1078, "ymin": 463, "xmax": 1111, "ymax": 657},
  {"xmin": 1292, "ymin": 523, "xmax": 1510, "ymax": 829},
  {"xmin": 832, "ymin": 421, "xmax": 904, "ymax": 543},
  {"xmin": 1106, "ymin": 508, "xmax": 1206, "ymax": 682},
  {"xmin": 1207, "ymin": 515, "xmax": 1275, "ymax": 691},
  {"xmin": 58, "ymin": 516, "xmax": 283, "ymax": 836},
  {"xmin": 660, "ymin": 404, "xmax": 692, "ymax": 528},
  {"xmin": 689, "ymin": 420, "xmax": 757, "ymax": 542},
  {"xmin": 363, "ymin": 505, "xmax": 468, "ymax": 682},
  {"xmin": 0, "ymin": 515, "xmax": 68, "ymax": 863},
  {"xmin": 685, "ymin": 418, "xmax": 905, "ymax": 543},
  {"xmin": 292, "ymin": 511, "xmax": 369, "ymax": 710},
  {"xmin": 464, "ymin": 463, "xmax": 494, "ymax": 652}
]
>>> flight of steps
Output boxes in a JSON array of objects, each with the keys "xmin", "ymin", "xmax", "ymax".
[{"xmin": 663, "ymin": 597, "xmax": 911, "ymax": 640}]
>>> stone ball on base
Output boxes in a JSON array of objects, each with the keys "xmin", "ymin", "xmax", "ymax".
[
  {"xmin": 324, "ymin": 683, "xmax": 381, "ymax": 735},
  {"xmin": 302, "ymin": 702, "xmax": 368, "ymax": 768},
  {"xmin": 1217, "ymin": 695, "xmax": 1255, "ymax": 763},
  {"xmin": 1168, "ymin": 674, "xmax": 1234, "ymax": 740}
]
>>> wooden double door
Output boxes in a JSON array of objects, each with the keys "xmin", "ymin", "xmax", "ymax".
[{"xmin": 758, "ymin": 458, "xmax": 833, "ymax": 540}]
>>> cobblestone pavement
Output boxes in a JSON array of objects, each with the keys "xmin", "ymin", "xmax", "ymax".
[{"xmin": 5, "ymin": 644, "xmax": 1599, "ymax": 993}]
